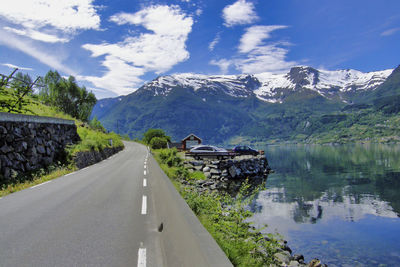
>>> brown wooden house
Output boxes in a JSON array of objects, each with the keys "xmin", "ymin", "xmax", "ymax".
[{"xmin": 182, "ymin": 134, "xmax": 202, "ymax": 150}]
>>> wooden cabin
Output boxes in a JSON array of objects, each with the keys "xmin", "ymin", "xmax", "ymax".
[{"xmin": 182, "ymin": 134, "xmax": 202, "ymax": 150}]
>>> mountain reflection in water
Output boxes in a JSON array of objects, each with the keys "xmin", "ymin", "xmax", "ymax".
[{"xmin": 250, "ymin": 144, "xmax": 400, "ymax": 266}]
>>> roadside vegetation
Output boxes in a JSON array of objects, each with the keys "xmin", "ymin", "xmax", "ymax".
[
  {"xmin": 143, "ymin": 129, "xmax": 282, "ymax": 266},
  {"xmin": 0, "ymin": 69, "xmax": 124, "ymax": 196}
]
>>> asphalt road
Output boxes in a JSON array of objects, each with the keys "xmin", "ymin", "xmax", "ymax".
[{"xmin": 0, "ymin": 141, "xmax": 232, "ymax": 267}]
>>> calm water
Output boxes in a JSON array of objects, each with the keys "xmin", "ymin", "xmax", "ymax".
[{"xmin": 250, "ymin": 144, "xmax": 400, "ymax": 267}]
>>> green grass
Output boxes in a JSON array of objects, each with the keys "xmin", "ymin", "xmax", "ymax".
[
  {"xmin": 152, "ymin": 148, "xmax": 282, "ymax": 266},
  {"xmin": 69, "ymin": 127, "xmax": 124, "ymax": 154},
  {"xmin": 0, "ymin": 165, "xmax": 76, "ymax": 197}
]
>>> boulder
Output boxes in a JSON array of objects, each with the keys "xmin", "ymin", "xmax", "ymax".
[
  {"xmin": 308, "ymin": 259, "xmax": 322, "ymax": 267},
  {"xmin": 203, "ymin": 166, "xmax": 210, "ymax": 172},
  {"xmin": 37, "ymin": 145, "xmax": 46, "ymax": 154},
  {"xmin": 0, "ymin": 145, "xmax": 13, "ymax": 154},
  {"xmin": 289, "ymin": 261, "xmax": 301, "ymax": 267},
  {"xmin": 0, "ymin": 125, "xmax": 7, "ymax": 134},
  {"xmin": 274, "ymin": 251, "xmax": 291, "ymax": 264},
  {"xmin": 210, "ymin": 168, "xmax": 221, "ymax": 174}
]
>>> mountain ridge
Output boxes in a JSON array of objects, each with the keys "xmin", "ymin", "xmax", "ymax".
[{"xmin": 92, "ymin": 65, "xmax": 400, "ymax": 145}]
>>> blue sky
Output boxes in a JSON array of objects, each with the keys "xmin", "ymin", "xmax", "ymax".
[{"xmin": 0, "ymin": 0, "xmax": 399, "ymax": 99}]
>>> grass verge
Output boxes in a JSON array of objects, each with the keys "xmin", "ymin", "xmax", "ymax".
[
  {"xmin": 152, "ymin": 148, "xmax": 282, "ymax": 266},
  {"xmin": 0, "ymin": 164, "xmax": 76, "ymax": 198}
]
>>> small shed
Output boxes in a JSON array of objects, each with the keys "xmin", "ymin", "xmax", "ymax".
[{"xmin": 182, "ymin": 134, "xmax": 202, "ymax": 150}]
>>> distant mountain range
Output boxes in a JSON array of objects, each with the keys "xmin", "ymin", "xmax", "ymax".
[{"xmin": 92, "ymin": 65, "xmax": 400, "ymax": 145}]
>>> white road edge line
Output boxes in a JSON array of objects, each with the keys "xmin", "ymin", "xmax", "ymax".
[
  {"xmin": 143, "ymin": 179, "xmax": 147, "ymax": 187},
  {"xmin": 141, "ymin": 195, "xmax": 147, "ymax": 215},
  {"xmin": 138, "ymin": 247, "xmax": 146, "ymax": 267},
  {"xmin": 65, "ymin": 172, "xmax": 74, "ymax": 177},
  {"xmin": 30, "ymin": 181, "xmax": 51, "ymax": 189}
]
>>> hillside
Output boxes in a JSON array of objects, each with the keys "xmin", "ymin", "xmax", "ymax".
[{"xmin": 92, "ymin": 65, "xmax": 400, "ymax": 145}]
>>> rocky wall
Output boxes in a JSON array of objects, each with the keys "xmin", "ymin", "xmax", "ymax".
[
  {"xmin": 74, "ymin": 146, "xmax": 124, "ymax": 169},
  {"xmin": 184, "ymin": 155, "xmax": 271, "ymax": 193},
  {"xmin": 0, "ymin": 113, "xmax": 80, "ymax": 182}
]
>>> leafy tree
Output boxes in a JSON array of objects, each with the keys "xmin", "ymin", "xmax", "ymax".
[
  {"xmin": 38, "ymin": 70, "xmax": 97, "ymax": 121},
  {"xmin": 89, "ymin": 116, "xmax": 106, "ymax": 132},
  {"xmin": 150, "ymin": 136, "xmax": 168, "ymax": 149},
  {"xmin": 143, "ymin": 128, "xmax": 171, "ymax": 144}
]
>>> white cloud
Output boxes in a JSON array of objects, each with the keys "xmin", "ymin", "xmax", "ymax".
[
  {"xmin": 210, "ymin": 59, "xmax": 232, "ymax": 74},
  {"xmin": 2, "ymin": 63, "xmax": 33, "ymax": 71},
  {"xmin": 0, "ymin": 28, "xmax": 76, "ymax": 75},
  {"xmin": 210, "ymin": 25, "xmax": 297, "ymax": 74},
  {"xmin": 195, "ymin": 9, "xmax": 203, "ymax": 16},
  {"xmin": 0, "ymin": 0, "xmax": 100, "ymax": 42},
  {"xmin": 78, "ymin": 56, "xmax": 145, "ymax": 95},
  {"xmin": 82, "ymin": 5, "xmax": 193, "ymax": 95},
  {"xmin": 209, "ymin": 33, "xmax": 221, "ymax": 51},
  {"xmin": 235, "ymin": 44, "xmax": 297, "ymax": 73},
  {"xmin": 239, "ymin": 25, "xmax": 287, "ymax": 53},
  {"xmin": 3, "ymin": 26, "xmax": 69, "ymax": 43},
  {"xmin": 381, "ymin": 27, "xmax": 400, "ymax": 36},
  {"xmin": 222, "ymin": 0, "xmax": 258, "ymax": 27}
]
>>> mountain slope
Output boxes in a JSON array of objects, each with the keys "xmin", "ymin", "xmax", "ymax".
[{"xmin": 92, "ymin": 65, "xmax": 399, "ymax": 144}]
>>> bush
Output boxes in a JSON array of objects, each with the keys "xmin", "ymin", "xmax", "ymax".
[
  {"xmin": 150, "ymin": 137, "xmax": 168, "ymax": 149},
  {"xmin": 68, "ymin": 126, "xmax": 124, "ymax": 154},
  {"xmin": 158, "ymin": 148, "xmax": 182, "ymax": 167},
  {"xmin": 143, "ymin": 128, "xmax": 171, "ymax": 144}
]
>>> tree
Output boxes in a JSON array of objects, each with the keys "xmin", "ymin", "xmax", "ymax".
[
  {"xmin": 143, "ymin": 128, "xmax": 171, "ymax": 144},
  {"xmin": 0, "ymin": 69, "xmax": 36, "ymax": 113},
  {"xmin": 89, "ymin": 116, "xmax": 106, "ymax": 132},
  {"xmin": 38, "ymin": 70, "xmax": 97, "ymax": 121},
  {"xmin": 150, "ymin": 137, "xmax": 168, "ymax": 149}
]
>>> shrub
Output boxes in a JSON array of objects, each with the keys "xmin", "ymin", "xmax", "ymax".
[
  {"xmin": 143, "ymin": 128, "xmax": 171, "ymax": 144},
  {"xmin": 150, "ymin": 137, "xmax": 168, "ymax": 149}
]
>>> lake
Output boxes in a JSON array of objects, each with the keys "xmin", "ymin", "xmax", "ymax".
[{"xmin": 250, "ymin": 144, "xmax": 400, "ymax": 267}]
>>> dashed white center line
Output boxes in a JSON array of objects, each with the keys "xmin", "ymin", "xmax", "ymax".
[
  {"xmin": 144, "ymin": 170, "xmax": 147, "ymax": 176},
  {"xmin": 137, "ymin": 247, "xmax": 146, "ymax": 267},
  {"xmin": 30, "ymin": 181, "xmax": 51, "ymax": 189},
  {"xmin": 143, "ymin": 179, "xmax": 147, "ymax": 187},
  {"xmin": 144, "ymin": 164, "xmax": 147, "ymax": 169},
  {"xmin": 141, "ymin": 195, "xmax": 147, "ymax": 215}
]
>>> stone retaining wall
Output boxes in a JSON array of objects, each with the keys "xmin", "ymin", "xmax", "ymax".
[
  {"xmin": 74, "ymin": 146, "xmax": 124, "ymax": 169},
  {"xmin": 0, "ymin": 112, "xmax": 80, "ymax": 182},
  {"xmin": 184, "ymin": 155, "xmax": 271, "ymax": 192}
]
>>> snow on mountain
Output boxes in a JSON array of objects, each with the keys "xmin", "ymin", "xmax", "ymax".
[{"xmin": 141, "ymin": 66, "xmax": 393, "ymax": 103}]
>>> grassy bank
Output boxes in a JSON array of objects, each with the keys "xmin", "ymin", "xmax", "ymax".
[
  {"xmin": 0, "ymin": 96, "xmax": 124, "ymax": 197},
  {"xmin": 152, "ymin": 148, "xmax": 282, "ymax": 266}
]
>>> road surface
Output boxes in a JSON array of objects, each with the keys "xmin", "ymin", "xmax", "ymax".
[{"xmin": 0, "ymin": 141, "xmax": 232, "ymax": 266}]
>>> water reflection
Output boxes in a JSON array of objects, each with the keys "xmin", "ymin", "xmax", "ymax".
[{"xmin": 250, "ymin": 144, "xmax": 400, "ymax": 265}]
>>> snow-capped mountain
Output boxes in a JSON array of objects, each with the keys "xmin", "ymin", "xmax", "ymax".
[
  {"xmin": 140, "ymin": 66, "xmax": 393, "ymax": 103},
  {"xmin": 91, "ymin": 64, "xmax": 399, "ymax": 144}
]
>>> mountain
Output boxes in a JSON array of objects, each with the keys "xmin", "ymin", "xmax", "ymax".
[{"xmin": 92, "ymin": 65, "xmax": 400, "ymax": 145}]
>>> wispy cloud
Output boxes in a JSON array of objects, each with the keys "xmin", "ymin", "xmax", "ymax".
[
  {"xmin": 209, "ymin": 33, "xmax": 221, "ymax": 51},
  {"xmin": 210, "ymin": 25, "xmax": 297, "ymax": 74},
  {"xmin": 381, "ymin": 27, "xmax": 400, "ymax": 37},
  {"xmin": 239, "ymin": 25, "xmax": 287, "ymax": 53},
  {"xmin": 82, "ymin": 5, "xmax": 193, "ymax": 95},
  {"xmin": 0, "ymin": 28, "xmax": 76, "ymax": 75},
  {"xmin": 2, "ymin": 63, "xmax": 33, "ymax": 71},
  {"xmin": 0, "ymin": 0, "xmax": 100, "ymax": 43},
  {"xmin": 222, "ymin": 0, "xmax": 258, "ymax": 27},
  {"xmin": 210, "ymin": 59, "xmax": 231, "ymax": 74},
  {"xmin": 3, "ymin": 27, "xmax": 69, "ymax": 43}
]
